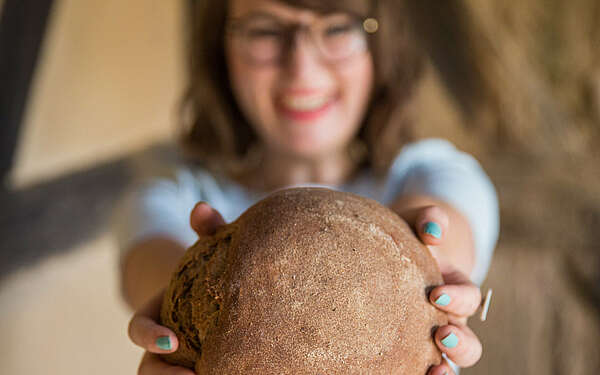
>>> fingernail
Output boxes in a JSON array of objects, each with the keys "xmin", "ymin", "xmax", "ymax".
[
  {"xmin": 423, "ymin": 222, "xmax": 442, "ymax": 239},
  {"xmin": 156, "ymin": 336, "xmax": 172, "ymax": 350},
  {"xmin": 435, "ymin": 293, "xmax": 451, "ymax": 306},
  {"xmin": 441, "ymin": 332, "xmax": 459, "ymax": 348}
]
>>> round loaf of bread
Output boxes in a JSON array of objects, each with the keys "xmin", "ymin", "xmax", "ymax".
[{"xmin": 160, "ymin": 187, "xmax": 447, "ymax": 374}]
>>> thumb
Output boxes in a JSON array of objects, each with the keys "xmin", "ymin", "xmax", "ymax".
[{"xmin": 190, "ymin": 201, "xmax": 226, "ymax": 237}]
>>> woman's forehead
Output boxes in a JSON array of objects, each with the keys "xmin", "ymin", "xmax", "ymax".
[
  {"xmin": 229, "ymin": 0, "xmax": 320, "ymax": 22},
  {"xmin": 228, "ymin": 0, "xmax": 364, "ymax": 22}
]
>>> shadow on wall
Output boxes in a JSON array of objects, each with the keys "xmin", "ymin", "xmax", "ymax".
[{"xmin": 0, "ymin": 142, "xmax": 178, "ymax": 282}]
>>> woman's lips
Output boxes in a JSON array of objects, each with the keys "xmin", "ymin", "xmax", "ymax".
[{"xmin": 277, "ymin": 94, "xmax": 337, "ymax": 122}]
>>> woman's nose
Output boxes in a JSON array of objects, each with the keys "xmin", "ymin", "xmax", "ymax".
[{"xmin": 282, "ymin": 35, "xmax": 326, "ymax": 80}]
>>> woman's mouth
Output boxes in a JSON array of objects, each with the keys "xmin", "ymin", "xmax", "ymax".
[{"xmin": 277, "ymin": 93, "xmax": 337, "ymax": 122}]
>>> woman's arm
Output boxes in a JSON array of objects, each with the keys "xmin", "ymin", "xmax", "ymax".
[
  {"xmin": 121, "ymin": 236, "xmax": 186, "ymax": 311},
  {"xmin": 390, "ymin": 193, "xmax": 475, "ymax": 277}
]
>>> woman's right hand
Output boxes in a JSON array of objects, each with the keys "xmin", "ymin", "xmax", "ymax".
[{"xmin": 128, "ymin": 202, "xmax": 226, "ymax": 375}]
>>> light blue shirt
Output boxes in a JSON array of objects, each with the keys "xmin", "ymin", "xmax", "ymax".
[{"xmin": 112, "ymin": 138, "xmax": 499, "ymax": 286}]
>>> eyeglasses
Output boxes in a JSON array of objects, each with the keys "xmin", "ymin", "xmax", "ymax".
[{"xmin": 226, "ymin": 13, "xmax": 378, "ymax": 65}]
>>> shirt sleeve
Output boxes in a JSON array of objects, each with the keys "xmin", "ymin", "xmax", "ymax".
[
  {"xmin": 110, "ymin": 168, "xmax": 203, "ymax": 271},
  {"xmin": 382, "ymin": 138, "xmax": 500, "ymax": 286}
]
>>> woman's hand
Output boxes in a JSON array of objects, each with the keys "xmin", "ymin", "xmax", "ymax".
[
  {"xmin": 127, "ymin": 202, "xmax": 226, "ymax": 375},
  {"xmin": 411, "ymin": 205, "xmax": 484, "ymax": 375},
  {"xmin": 128, "ymin": 289, "xmax": 194, "ymax": 375}
]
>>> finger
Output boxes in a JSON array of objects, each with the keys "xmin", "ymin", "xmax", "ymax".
[
  {"xmin": 429, "ymin": 283, "xmax": 482, "ymax": 318},
  {"xmin": 129, "ymin": 313, "xmax": 179, "ymax": 353},
  {"xmin": 129, "ymin": 290, "xmax": 179, "ymax": 353},
  {"xmin": 427, "ymin": 357, "xmax": 456, "ymax": 375},
  {"xmin": 434, "ymin": 324, "xmax": 482, "ymax": 368},
  {"xmin": 190, "ymin": 201, "xmax": 226, "ymax": 236},
  {"xmin": 138, "ymin": 351, "xmax": 196, "ymax": 375},
  {"xmin": 415, "ymin": 206, "xmax": 449, "ymax": 246}
]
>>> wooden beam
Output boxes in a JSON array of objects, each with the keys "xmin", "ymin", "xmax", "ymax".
[{"xmin": 0, "ymin": 0, "xmax": 55, "ymax": 186}]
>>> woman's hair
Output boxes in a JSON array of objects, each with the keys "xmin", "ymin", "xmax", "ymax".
[{"xmin": 177, "ymin": 0, "xmax": 425, "ymax": 179}]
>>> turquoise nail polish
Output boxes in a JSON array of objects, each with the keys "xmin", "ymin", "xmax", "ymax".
[
  {"xmin": 156, "ymin": 336, "xmax": 172, "ymax": 350},
  {"xmin": 435, "ymin": 293, "xmax": 451, "ymax": 306},
  {"xmin": 423, "ymin": 222, "xmax": 442, "ymax": 239},
  {"xmin": 441, "ymin": 332, "xmax": 459, "ymax": 348}
]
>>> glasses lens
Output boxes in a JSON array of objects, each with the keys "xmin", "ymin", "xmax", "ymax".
[
  {"xmin": 318, "ymin": 16, "xmax": 366, "ymax": 61},
  {"xmin": 242, "ymin": 21, "xmax": 285, "ymax": 63}
]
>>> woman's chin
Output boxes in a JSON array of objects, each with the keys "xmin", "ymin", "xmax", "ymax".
[
  {"xmin": 277, "ymin": 140, "xmax": 338, "ymax": 160},
  {"xmin": 275, "ymin": 123, "xmax": 341, "ymax": 157}
]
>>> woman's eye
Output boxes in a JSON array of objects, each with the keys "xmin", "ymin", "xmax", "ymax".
[
  {"xmin": 325, "ymin": 23, "xmax": 354, "ymax": 36},
  {"xmin": 247, "ymin": 28, "xmax": 284, "ymax": 38}
]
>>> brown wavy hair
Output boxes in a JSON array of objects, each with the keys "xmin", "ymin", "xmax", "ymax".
[{"xmin": 177, "ymin": 0, "xmax": 425, "ymax": 180}]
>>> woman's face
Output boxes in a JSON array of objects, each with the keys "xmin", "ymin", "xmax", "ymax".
[{"xmin": 225, "ymin": 0, "xmax": 374, "ymax": 160}]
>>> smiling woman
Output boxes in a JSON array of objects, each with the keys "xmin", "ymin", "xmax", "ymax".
[
  {"xmin": 225, "ymin": 1, "xmax": 376, "ymax": 189},
  {"xmin": 118, "ymin": 1, "xmax": 500, "ymax": 374},
  {"xmin": 178, "ymin": 0, "xmax": 425, "ymax": 187}
]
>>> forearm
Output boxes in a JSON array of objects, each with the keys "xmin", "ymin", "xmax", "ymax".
[
  {"xmin": 120, "ymin": 236, "xmax": 186, "ymax": 311},
  {"xmin": 390, "ymin": 194, "xmax": 476, "ymax": 277}
]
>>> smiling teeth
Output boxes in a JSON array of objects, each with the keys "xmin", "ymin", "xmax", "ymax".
[{"xmin": 281, "ymin": 95, "xmax": 331, "ymax": 111}]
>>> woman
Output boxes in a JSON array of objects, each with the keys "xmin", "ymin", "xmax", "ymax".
[{"xmin": 117, "ymin": 0, "xmax": 499, "ymax": 374}]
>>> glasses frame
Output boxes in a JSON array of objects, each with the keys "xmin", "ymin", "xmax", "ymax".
[{"xmin": 226, "ymin": 13, "xmax": 378, "ymax": 65}]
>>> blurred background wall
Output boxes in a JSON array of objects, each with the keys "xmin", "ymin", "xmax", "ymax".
[
  {"xmin": 0, "ymin": 0, "xmax": 598, "ymax": 374},
  {"xmin": 0, "ymin": 0, "xmax": 184, "ymax": 374},
  {"xmin": 8, "ymin": 0, "xmax": 184, "ymax": 188}
]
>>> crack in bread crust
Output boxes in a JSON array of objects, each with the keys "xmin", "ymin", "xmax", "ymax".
[{"xmin": 160, "ymin": 226, "xmax": 237, "ymax": 369}]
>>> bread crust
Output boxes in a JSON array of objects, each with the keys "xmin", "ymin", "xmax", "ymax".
[{"xmin": 160, "ymin": 187, "xmax": 447, "ymax": 374}]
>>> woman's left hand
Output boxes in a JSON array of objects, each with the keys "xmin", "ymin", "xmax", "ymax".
[{"xmin": 411, "ymin": 205, "xmax": 484, "ymax": 375}]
